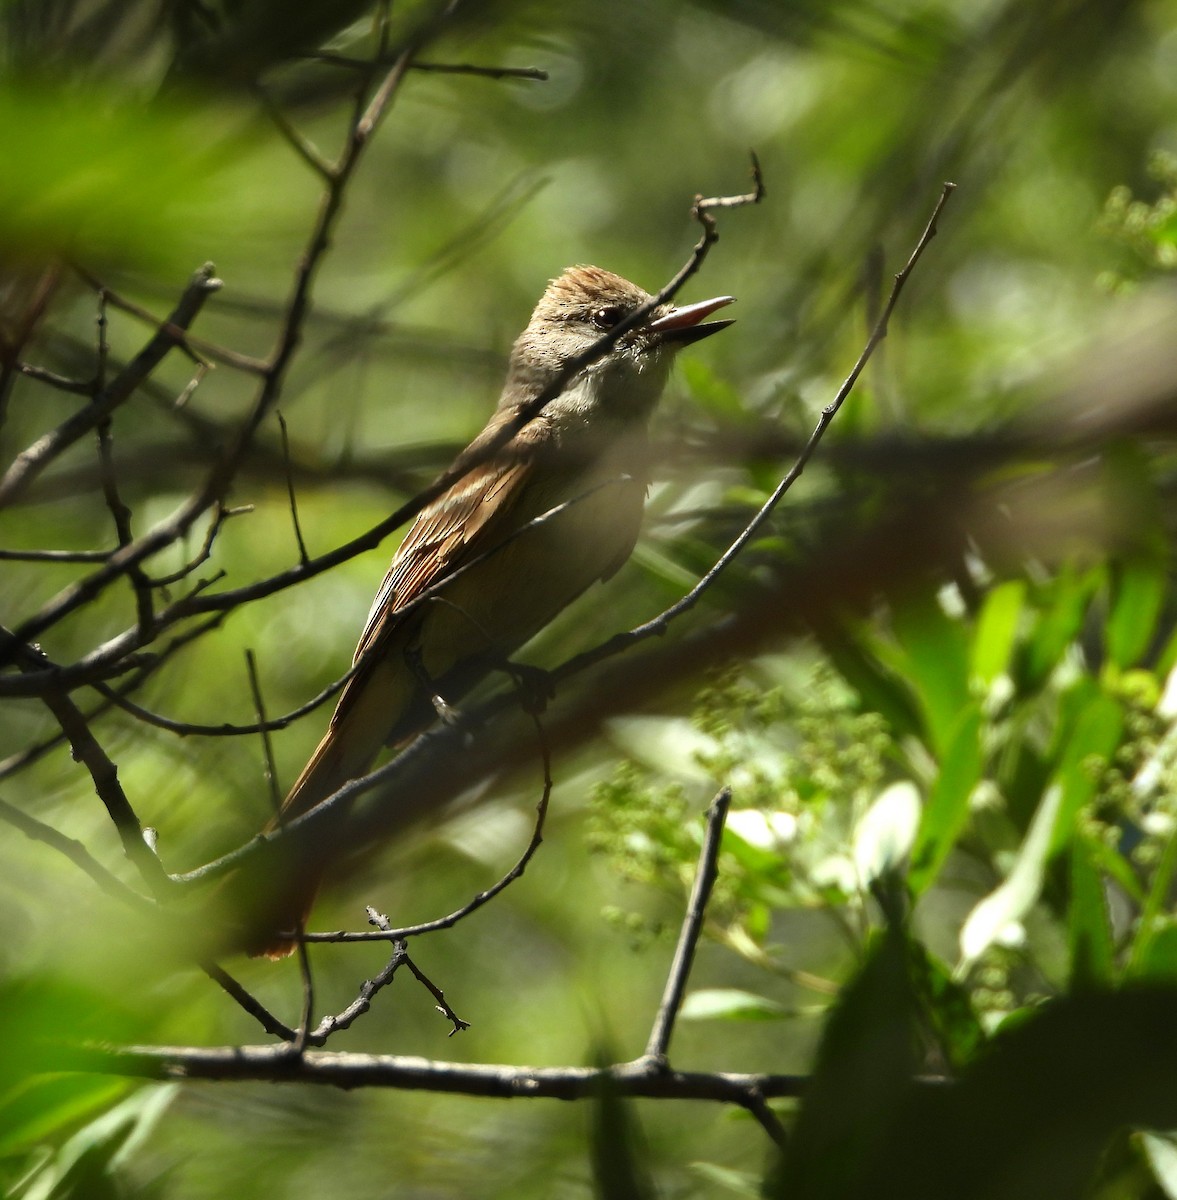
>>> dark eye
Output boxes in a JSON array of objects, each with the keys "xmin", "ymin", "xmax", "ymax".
[{"xmin": 590, "ymin": 305, "xmax": 626, "ymax": 331}]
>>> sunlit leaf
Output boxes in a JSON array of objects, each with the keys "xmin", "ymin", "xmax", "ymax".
[
  {"xmin": 960, "ymin": 784, "xmax": 1063, "ymax": 967},
  {"xmin": 970, "ymin": 579, "xmax": 1025, "ymax": 689},
  {"xmin": 680, "ymin": 988, "xmax": 789, "ymax": 1021}
]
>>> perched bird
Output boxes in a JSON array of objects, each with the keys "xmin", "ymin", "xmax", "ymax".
[{"xmin": 248, "ymin": 265, "xmax": 734, "ymax": 957}]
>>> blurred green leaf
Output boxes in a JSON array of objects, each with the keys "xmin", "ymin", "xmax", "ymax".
[
  {"xmin": 680, "ymin": 988, "xmax": 789, "ymax": 1021},
  {"xmin": 850, "ymin": 989, "xmax": 1177, "ymax": 1200},
  {"xmin": 589, "ymin": 1064, "xmax": 655, "ymax": 1200},
  {"xmin": 909, "ymin": 705, "xmax": 983, "ymax": 894},
  {"xmin": 769, "ymin": 924, "xmax": 916, "ymax": 1198},
  {"xmin": 907, "ymin": 941, "xmax": 984, "ymax": 1071},
  {"xmin": 680, "ymin": 357, "xmax": 747, "ymax": 422},
  {"xmin": 1048, "ymin": 689, "xmax": 1124, "ymax": 856},
  {"xmin": 0, "ymin": 81, "xmax": 289, "ymax": 271},
  {"xmin": 16, "ymin": 1084, "xmax": 177, "ymax": 1200},
  {"xmin": 818, "ymin": 626, "xmax": 922, "ymax": 740},
  {"xmin": 1127, "ymin": 921, "xmax": 1177, "ymax": 986},
  {"xmin": 889, "ymin": 591, "xmax": 971, "ymax": 758},
  {"xmin": 1020, "ymin": 567, "xmax": 1099, "ymax": 692},
  {"xmin": 0, "ymin": 1076, "xmax": 130, "ymax": 1159},
  {"xmin": 1067, "ymin": 836, "xmax": 1116, "ymax": 991},
  {"xmin": 1106, "ymin": 556, "xmax": 1167, "ymax": 670},
  {"xmin": 960, "ymin": 783, "xmax": 1063, "ymax": 967},
  {"xmin": 1141, "ymin": 1131, "xmax": 1177, "ymax": 1200},
  {"xmin": 970, "ymin": 579, "xmax": 1025, "ymax": 689}
]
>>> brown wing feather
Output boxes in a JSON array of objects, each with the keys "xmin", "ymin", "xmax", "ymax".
[{"xmin": 333, "ymin": 432, "xmax": 543, "ymax": 726}]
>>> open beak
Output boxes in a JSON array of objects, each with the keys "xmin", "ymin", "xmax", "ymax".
[{"xmin": 647, "ymin": 294, "xmax": 735, "ymax": 346}]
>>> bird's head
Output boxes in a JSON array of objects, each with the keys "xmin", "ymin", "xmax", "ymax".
[{"xmin": 505, "ymin": 265, "xmax": 734, "ymax": 423}]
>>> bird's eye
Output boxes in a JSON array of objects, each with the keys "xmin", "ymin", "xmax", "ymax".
[{"xmin": 589, "ymin": 305, "xmax": 626, "ymax": 331}]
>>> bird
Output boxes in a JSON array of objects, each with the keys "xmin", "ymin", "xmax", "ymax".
[{"xmin": 244, "ymin": 265, "xmax": 734, "ymax": 957}]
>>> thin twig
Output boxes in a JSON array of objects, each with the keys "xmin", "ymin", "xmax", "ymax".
[
  {"xmin": 365, "ymin": 912, "xmax": 468, "ymax": 1034},
  {"xmin": 309, "ymin": 51, "xmax": 548, "ymax": 81},
  {"xmin": 96, "ymin": 659, "xmax": 358, "ymax": 739},
  {"xmin": 402, "ymin": 948, "xmax": 470, "ymax": 1036},
  {"xmin": 144, "ymin": 503, "xmax": 251, "ymax": 590},
  {"xmin": 255, "ymin": 85, "xmax": 335, "ymax": 180},
  {"xmin": 277, "ymin": 412, "xmax": 310, "ymax": 565},
  {"xmin": 741, "ymin": 1089, "xmax": 789, "ymax": 1150},
  {"xmin": 0, "ymin": 547, "xmax": 115, "ymax": 563},
  {"xmin": 309, "ymin": 940, "xmax": 409, "ymax": 1044},
  {"xmin": 11, "ymin": 361, "xmax": 93, "ymax": 395},
  {"xmin": 294, "ymin": 937, "xmax": 315, "ymax": 1054},
  {"xmin": 0, "ymin": 614, "xmax": 226, "ymax": 782},
  {"xmin": 245, "ymin": 650, "xmax": 282, "ymax": 816},
  {"xmin": 201, "ymin": 962, "xmax": 297, "ymax": 1043},
  {"xmin": 644, "ymin": 788, "xmax": 731, "ymax": 1063},
  {"xmin": 92, "ymin": 288, "xmax": 154, "ymax": 633},
  {"xmin": 75, "ymin": 270, "xmax": 267, "ymax": 376}
]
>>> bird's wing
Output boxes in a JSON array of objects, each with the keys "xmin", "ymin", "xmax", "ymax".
[
  {"xmin": 352, "ymin": 453, "xmax": 534, "ymax": 665},
  {"xmin": 327, "ymin": 413, "xmax": 548, "ymax": 729}
]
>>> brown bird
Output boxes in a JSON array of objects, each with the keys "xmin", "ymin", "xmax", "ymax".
[{"xmin": 247, "ymin": 265, "xmax": 734, "ymax": 957}]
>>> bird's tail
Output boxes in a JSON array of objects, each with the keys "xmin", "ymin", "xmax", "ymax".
[{"xmin": 243, "ymin": 722, "xmax": 380, "ymax": 960}]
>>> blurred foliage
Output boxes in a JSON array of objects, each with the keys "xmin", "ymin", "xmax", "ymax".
[{"xmin": 2, "ymin": 0, "xmax": 1177, "ymax": 1197}]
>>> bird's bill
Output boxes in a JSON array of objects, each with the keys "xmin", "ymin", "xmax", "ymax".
[{"xmin": 647, "ymin": 294, "xmax": 736, "ymax": 346}]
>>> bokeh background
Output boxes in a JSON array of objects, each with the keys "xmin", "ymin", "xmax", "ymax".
[{"xmin": 3, "ymin": 0, "xmax": 1177, "ymax": 1196}]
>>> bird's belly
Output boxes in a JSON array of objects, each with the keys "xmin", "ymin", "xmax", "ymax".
[{"xmin": 413, "ymin": 469, "xmax": 644, "ymax": 685}]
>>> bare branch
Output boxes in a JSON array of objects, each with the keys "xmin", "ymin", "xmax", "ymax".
[
  {"xmin": 644, "ymin": 788, "xmax": 731, "ymax": 1063},
  {"xmin": 52, "ymin": 1042, "xmax": 816, "ymax": 1105},
  {"xmin": 277, "ymin": 412, "xmax": 310, "ymax": 565}
]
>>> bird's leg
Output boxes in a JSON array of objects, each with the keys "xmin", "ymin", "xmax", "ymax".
[{"xmin": 402, "ymin": 643, "xmax": 461, "ymax": 726}]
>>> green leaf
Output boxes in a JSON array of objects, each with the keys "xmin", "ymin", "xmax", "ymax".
[
  {"xmin": 889, "ymin": 590, "xmax": 972, "ymax": 758},
  {"xmin": 852, "ymin": 782, "xmax": 920, "ymax": 885},
  {"xmin": 680, "ymin": 358, "xmax": 746, "ymax": 421},
  {"xmin": 690, "ymin": 1161, "xmax": 762, "ymax": 1197},
  {"xmin": 959, "ymin": 783, "xmax": 1064, "ymax": 967},
  {"xmin": 851, "ymin": 988, "xmax": 1177, "ymax": 1200},
  {"xmin": 1128, "ymin": 921, "xmax": 1177, "ymax": 985},
  {"xmin": 1048, "ymin": 690, "xmax": 1124, "ymax": 856},
  {"xmin": 1020, "ymin": 566, "xmax": 1099, "ymax": 691},
  {"xmin": 817, "ymin": 627, "xmax": 923, "ymax": 740},
  {"xmin": 1067, "ymin": 836, "xmax": 1116, "ymax": 990},
  {"xmin": 907, "ymin": 942, "xmax": 985, "ymax": 1070},
  {"xmin": 909, "ymin": 705, "xmax": 984, "ymax": 894},
  {"xmin": 970, "ymin": 579, "xmax": 1025, "ymax": 688},
  {"xmin": 589, "ymin": 1055, "xmax": 656, "ymax": 1200},
  {"xmin": 17, "ymin": 1084, "xmax": 178, "ymax": 1200},
  {"xmin": 0, "ymin": 81, "xmax": 292, "ymax": 272},
  {"xmin": 1106, "ymin": 555, "xmax": 1167, "ymax": 669},
  {"xmin": 1142, "ymin": 1131, "xmax": 1177, "ymax": 1200},
  {"xmin": 680, "ymin": 988, "xmax": 789, "ymax": 1021},
  {"xmin": 769, "ymin": 924, "xmax": 917, "ymax": 1198},
  {"xmin": 0, "ymin": 1076, "xmax": 130, "ymax": 1159}
]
